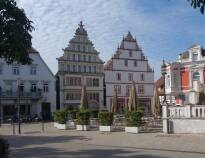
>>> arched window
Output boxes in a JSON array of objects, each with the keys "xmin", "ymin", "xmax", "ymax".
[{"xmin": 193, "ymin": 72, "xmax": 200, "ymax": 81}]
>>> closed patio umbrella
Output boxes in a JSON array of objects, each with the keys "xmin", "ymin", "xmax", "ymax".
[
  {"xmin": 111, "ymin": 90, "xmax": 118, "ymax": 113},
  {"xmin": 80, "ymin": 85, "xmax": 88, "ymax": 109},
  {"xmin": 128, "ymin": 80, "xmax": 138, "ymax": 111},
  {"xmin": 152, "ymin": 85, "xmax": 161, "ymax": 116}
]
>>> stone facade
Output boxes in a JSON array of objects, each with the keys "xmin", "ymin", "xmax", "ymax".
[
  {"xmin": 57, "ymin": 21, "xmax": 104, "ymax": 110},
  {"xmin": 0, "ymin": 48, "xmax": 56, "ymax": 121},
  {"xmin": 104, "ymin": 32, "xmax": 154, "ymax": 114}
]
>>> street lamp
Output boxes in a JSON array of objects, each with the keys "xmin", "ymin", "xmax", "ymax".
[
  {"xmin": 17, "ymin": 78, "xmax": 21, "ymax": 134},
  {"xmin": 161, "ymin": 60, "xmax": 167, "ymax": 103}
]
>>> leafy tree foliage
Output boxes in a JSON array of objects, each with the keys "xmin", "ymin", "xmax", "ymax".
[
  {"xmin": 0, "ymin": 0, "xmax": 34, "ymax": 64},
  {"xmin": 188, "ymin": 0, "xmax": 205, "ymax": 14}
]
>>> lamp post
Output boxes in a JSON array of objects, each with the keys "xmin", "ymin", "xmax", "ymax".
[
  {"xmin": 161, "ymin": 60, "xmax": 167, "ymax": 103},
  {"xmin": 17, "ymin": 78, "xmax": 21, "ymax": 134}
]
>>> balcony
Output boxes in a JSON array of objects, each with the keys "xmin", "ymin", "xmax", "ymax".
[{"xmin": 0, "ymin": 91, "xmax": 42, "ymax": 100}]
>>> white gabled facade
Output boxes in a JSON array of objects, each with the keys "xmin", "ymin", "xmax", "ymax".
[
  {"xmin": 164, "ymin": 45, "xmax": 205, "ymax": 104},
  {"xmin": 57, "ymin": 21, "xmax": 104, "ymax": 110},
  {"xmin": 0, "ymin": 48, "xmax": 56, "ymax": 121},
  {"xmin": 104, "ymin": 32, "xmax": 154, "ymax": 114}
]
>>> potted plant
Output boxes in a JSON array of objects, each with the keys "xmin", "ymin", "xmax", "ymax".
[
  {"xmin": 66, "ymin": 109, "xmax": 78, "ymax": 126},
  {"xmin": 125, "ymin": 110, "xmax": 143, "ymax": 133},
  {"xmin": 76, "ymin": 109, "xmax": 90, "ymax": 131},
  {"xmin": 53, "ymin": 109, "xmax": 68, "ymax": 130},
  {"xmin": 99, "ymin": 111, "xmax": 114, "ymax": 132}
]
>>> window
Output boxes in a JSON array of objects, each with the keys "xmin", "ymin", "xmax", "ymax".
[
  {"xmin": 19, "ymin": 83, "xmax": 24, "ymax": 93},
  {"xmin": 193, "ymin": 72, "xmax": 200, "ymax": 81},
  {"xmin": 13, "ymin": 66, "xmax": 19, "ymax": 75},
  {"xmin": 93, "ymin": 66, "xmax": 96, "ymax": 73},
  {"xmin": 43, "ymin": 83, "xmax": 49, "ymax": 92},
  {"xmin": 129, "ymin": 50, "xmax": 132, "ymax": 57},
  {"xmin": 124, "ymin": 60, "xmax": 128, "ymax": 66},
  {"xmin": 166, "ymin": 75, "xmax": 171, "ymax": 88},
  {"xmin": 114, "ymin": 85, "xmax": 121, "ymax": 94},
  {"xmin": 84, "ymin": 65, "xmax": 87, "ymax": 72},
  {"xmin": 5, "ymin": 81, "xmax": 12, "ymax": 94},
  {"xmin": 93, "ymin": 56, "xmax": 96, "ymax": 62},
  {"xmin": 66, "ymin": 92, "xmax": 81, "ymax": 100},
  {"xmin": 173, "ymin": 74, "xmax": 178, "ymax": 87},
  {"xmin": 193, "ymin": 53, "xmax": 198, "ymax": 61},
  {"xmin": 78, "ymin": 54, "xmax": 81, "ymax": 61},
  {"xmin": 67, "ymin": 65, "xmax": 70, "ymax": 72},
  {"xmin": 126, "ymin": 85, "xmax": 131, "ymax": 96},
  {"xmin": 72, "ymin": 54, "xmax": 75, "ymax": 61},
  {"xmin": 66, "ymin": 77, "xmax": 81, "ymax": 86},
  {"xmin": 31, "ymin": 83, "xmax": 37, "ymax": 92},
  {"xmin": 93, "ymin": 78, "xmax": 99, "ymax": 87},
  {"xmin": 88, "ymin": 93, "xmax": 99, "ymax": 102},
  {"xmin": 78, "ymin": 65, "xmax": 81, "ymax": 72},
  {"xmin": 128, "ymin": 73, "xmax": 133, "ymax": 81},
  {"xmin": 88, "ymin": 55, "xmax": 91, "ymax": 62},
  {"xmin": 78, "ymin": 45, "xmax": 80, "ymax": 51},
  {"xmin": 0, "ymin": 64, "xmax": 3, "ymax": 74},
  {"xmin": 83, "ymin": 46, "xmax": 86, "ymax": 52},
  {"xmin": 116, "ymin": 73, "xmax": 121, "ymax": 80},
  {"xmin": 73, "ymin": 65, "xmax": 76, "ymax": 72},
  {"xmin": 89, "ymin": 66, "xmax": 92, "ymax": 73},
  {"xmin": 86, "ymin": 78, "xmax": 99, "ymax": 87},
  {"xmin": 134, "ymin": 60, "xmax": 137, "ymax": 67},
  {"xmin": 30, "ymin": 66, "xmax": 37, "ymax": 75},
  {"xmin": 83, "ymin": 55, "xmax": 86, "ymax": 61},
  {"xmin": 138, "ymin": 85, "xmax": 144, "ymax": 94},
  {"xmin": 140, "ymin": 73, "xmax": 144, "ymax": 81}
]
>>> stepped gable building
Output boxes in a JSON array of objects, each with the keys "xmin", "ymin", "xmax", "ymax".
[
  {"xmin": 164, "ymin": 45, "xmax": 205, "ymax": 104},
  {"xmin": 0, "ymin": 48, "xmax": 56, "ymax": 122},
  {"xmin": 104, "ymin": 32, "xmax": 154, "ymax": 114},
  {"xmin": 57, "ymin": 21, "xmax": 104, "ymax": 110}
]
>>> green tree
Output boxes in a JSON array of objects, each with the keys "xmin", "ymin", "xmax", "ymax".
[
  {"xmin": 0, "ymin": 0, "xmax": 34, "ymax": 64},
  {"xmin": 188, "ymin": 0, "xmax": 205, "ymax": 14}
]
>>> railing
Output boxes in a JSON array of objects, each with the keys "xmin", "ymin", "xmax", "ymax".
[
  {"xmin": 165, "ymin": 105, "xmax": 205, "ymax": 118},
  {"xmin": 0, "ymin": 91, "xmax": 42, "ymax": 99}
]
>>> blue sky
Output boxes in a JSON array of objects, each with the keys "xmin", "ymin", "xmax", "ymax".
[{"xmin": 16, "ymin": 0, "xmax": 205, "ymax": 79}]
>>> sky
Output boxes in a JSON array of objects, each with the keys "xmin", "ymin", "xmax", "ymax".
[{"xmin": 16, "ymin": 0, "xmax": 205, "ymax": 80}]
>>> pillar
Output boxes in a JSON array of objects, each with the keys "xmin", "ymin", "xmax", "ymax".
[{"xmin": 162, "ymin": 104, "xmax": 169, "ymax": 133}]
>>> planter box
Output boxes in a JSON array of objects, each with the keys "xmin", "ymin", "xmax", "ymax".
[
  {"xmin": 54, "ymin": 122, "xmax": 58, "ymax": 128},
  {"xmin": 99, "ymin": 126, "xmax": 113, "ymax": 132},
  {"xmin": 76, "ymin": 125, "xmax": 90, "ymax": 131},
  {"xmin": 56, "ymin": 123, "xmax": 68, "ymax": 130},
  {"xmin": 67, "ymin": 120, "xmax": 75, "ymax": 126},
  {"xmin": 125, "ymin": 127, "xmax": 140, "ymax": 133}
]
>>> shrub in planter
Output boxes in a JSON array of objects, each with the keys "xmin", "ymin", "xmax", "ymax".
[
  {"xmin": 53, "ymin": 109, "xmax": 67, "ymax": 124},
  {"xmin": 67, "ymin": 110, "xmax": 78, "ymax": 120},
  {"xmin": 98, "ymin": 112, "xmax": 114, "ymax": 132},
  {"xmin": 125, "ymin": 110, "xmax": 144, "ymax": 133},
  {"xmin": 76, "ymin": 110, "xmax": 90, "ymax": 131},
  {"xmin": 90, "ymin": 110, "xmax": 99, "ymax": 118},
  {"xmin": 0, "ymin": 138, "xmax": 9, "ymax": 158}
]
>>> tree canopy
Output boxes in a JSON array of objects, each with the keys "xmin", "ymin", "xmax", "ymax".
[
  {"xmin": 0, "ymin": 0, "xmax": 34, "ymax": 64},
  {"xmin": 188, "ymin": 0, "xmax": 205, "ymax": 14}
]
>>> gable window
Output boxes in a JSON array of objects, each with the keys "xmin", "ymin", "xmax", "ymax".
[
  {"xmin": 124, "ymin": 60, "xmax": 128, "ymax": 66},
  {"xmin": 193, "ymin": 72, "xmax": 200, "ymax": 81},
  {"xmin": 134, "ymin": 60, "xmax": 137, "ymax": 67},
  {"xmin": 140, "ymin": 73, "xmax": 144, "ymax": 81},
  {"xmin": 138, "ymin": 85, "xmax": 144, "ymax": 94},
  {"xmin": 128, "ymin": 73, "xmax": 133, "ymax": 81},
  {"xmin": 116, "ymin": 73, "xmax": 121, "ymax": 80},
  {"xmin": 114, "ymin": 85, "xmax": 121, "ymax": 94},
  {"xmin": 13, "ymin": 66, "xmax": 19, "ymax": 75},
  {"xmin": 84, "ymin": 66, "xmax": 87, "ymax": 72},
  {"xmin": 31, "ymin": 83, "xmax": 37, "ymax": 92},
  {"xmin": 30, "ymin": 66, "xmax": 37, "ymax": 75},
  {"xmin": 43, "ymin": 83, "xmax": 49, "ymax": 92},
  {"xmin": 193, "ymin": 53, "xmax": 198, "ymax": 61},
  {"xmin": 129, "ymin": 50, "xmax": 132, "ymax": 57}
]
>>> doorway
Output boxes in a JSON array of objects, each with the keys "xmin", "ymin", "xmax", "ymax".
[{"xmin": 41, "ymin": 102, "xmax": 51, "ymax": 120}]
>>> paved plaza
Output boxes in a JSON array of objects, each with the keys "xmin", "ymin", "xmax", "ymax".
[{"xmin": 0, "ymin": 123, "xmax": 205, "ymax": 158}]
